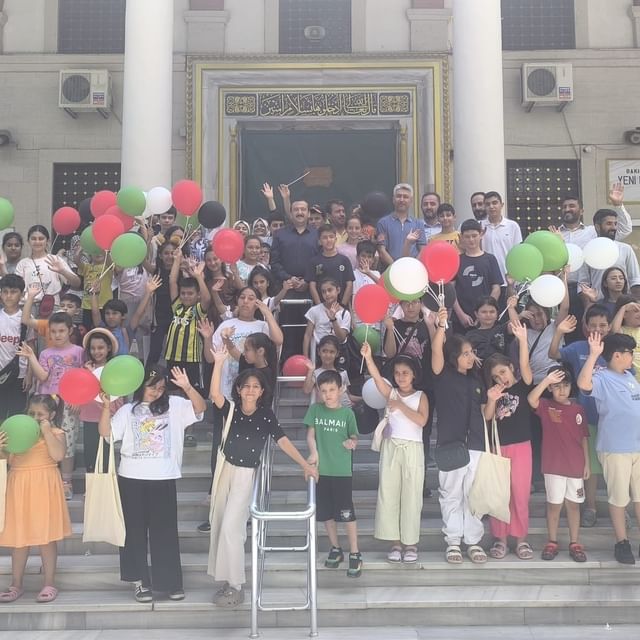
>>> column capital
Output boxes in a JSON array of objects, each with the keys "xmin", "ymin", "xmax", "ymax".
[
  {"xmin": 631, "ymin": 5, "xmax": 640, "ymax": 47},
  {"xmin": 406, "ymin": 8, "xmax": 451, "ymax": 52}
]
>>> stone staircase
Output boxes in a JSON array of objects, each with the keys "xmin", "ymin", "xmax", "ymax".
[{"xmin": 2, "ymin": 386, "xmax": 640, "ymax": 633}]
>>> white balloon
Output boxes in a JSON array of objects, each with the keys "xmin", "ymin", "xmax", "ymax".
[
  {"xmin": 388, "ymin": 257, "xmax": 429, "ymax": 297},
  {"xmin": 565, "ymin": 242, "xmax": 584, "ymax": 272},
  {"xmin": 362, "ymin": 377, "xmax": 391, "ymax": 410},
  {"xmin": 583, "ymin": 237, "xmax": 619, "ymax": 270},
  {"xmin": 92, "ymin": 366, "xmax": 118, "ymax": 403},
  {"xmin": 529, "ymin": 274, "xmax": 565, "ymax": 308},
  {"xmin": 146, "ymin": 186, "xmax": 173, "ymax": 216}
]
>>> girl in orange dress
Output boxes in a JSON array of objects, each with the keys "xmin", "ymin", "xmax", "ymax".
[{"xmin": 0, "ymin": 395, "xmax": 71, "ymax": 603}]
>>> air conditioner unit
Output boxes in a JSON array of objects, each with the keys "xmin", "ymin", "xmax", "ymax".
[
  {"xmin": 59, "ymin": 69, "xmax": 112, "ymax": 112},
  {"xmin": 521, "ymin": 63, "xmax": 573, "ymax": 110}
]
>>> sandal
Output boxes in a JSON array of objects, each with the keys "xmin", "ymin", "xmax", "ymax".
[
  {"xmin": 0, "ymin": 586, "xmax": 24, "ymax": 603},
  {"xmin": 214, "ymin": 586, "xmax": 244, "ymax": 608},
  {"xmin": 36, "ymin": 586, "xmax": 58, "ymax": 603},
  {"xmin": 402, "ymin": 546, "xmax": 418, "ymax": 563},
  {"xmin": 569, "ymin": 542, "xmax": 587, "ymax": 563},
  {"xmin": 489, "ymin": 540, "xmax": 508, "ymax": 559},
  {"xmin": 386, "ymin": 546, "xmax": 403, "ymax": 563},
  {"xmin": 467, "ymin": 544, "xmax": 488, "ymax": 564},
  {"xmin": 541, "ymin": 541, "xmax": 559, "ymax": 561},
  {"xmin": 445, "ymin": 545, "xmax": 463, "ymax": 564},
  {"xmin": 516, "ymin": 541, "xmax": 534, "ymax": 560}
]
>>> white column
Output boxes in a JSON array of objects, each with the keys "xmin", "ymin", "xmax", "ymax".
[
  {"xmin": 121, "ymin": 0, "xmax": 174, "ymax": 189},
  {"xmin": 452, "ymin": 0, "xmax": 505, "ymax": 218}
]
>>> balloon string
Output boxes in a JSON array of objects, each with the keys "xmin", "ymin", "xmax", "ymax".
[
  {"xmin": 94, "ymin": 261, "xmax": 115, "ymax": 284},
  {"xmin": 497, "ymin": 281, "xmax": 530, "ymax": 321},
  {"xmin": 286, "ymin": 171, "xmax": 311, "ymax": 188},
  {"xmin": 359, "ymin": 324, "xmax": 370, "ymax": 374},
  {"xmin": 98, "ymin": 252, "xmax": 110, "ymax": 279},
  {"xmin": 179, "ymin": 224, "xmax": 202, "ymax": 250},
  {"xmin": 438, "ymin": 281, "xmax": 449, "ymax": 330}
]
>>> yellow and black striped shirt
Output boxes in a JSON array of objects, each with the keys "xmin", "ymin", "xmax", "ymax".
[{"xmin": 163, "ymin": 300, "xmax": 206, "ymax": 363}]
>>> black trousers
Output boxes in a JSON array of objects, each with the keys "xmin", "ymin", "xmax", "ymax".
[
  {"xmin": 118, "ymin": 476, "xmax": 183, "ymax": 592},
  {"xmin": 0, "ymin": 377, "xmax": 27, "ymax": 421},
  {"xmin": 83, "ymin": 421, "xmax": 110, "ymax": 473},
  {"xmin": 565, "ymin": 282, "xmax": 585, "ymax": 345},
  {"xmin": 146, "ymin": 320, "xmax": 171, "ymax": 366}
]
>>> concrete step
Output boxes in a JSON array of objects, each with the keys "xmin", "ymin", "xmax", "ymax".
[
  {"xmin": 4, "ymin": 551, "xmax": 639, "ymax": 592},
  {"xmin": 1, "ymin": 584, "xmax": 640, "ymax": 630}
]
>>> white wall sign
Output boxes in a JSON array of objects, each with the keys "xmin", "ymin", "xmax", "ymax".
[{"xmin": 608, "ymin": 160, "xmax": 640, "ymax": 204}]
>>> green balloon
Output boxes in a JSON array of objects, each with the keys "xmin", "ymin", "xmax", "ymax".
[
  {"xmin": 1, "ymin": 414, "xmax": 40, "ymax": 454},
  {"xmin": 80, "ymin": 226, "xmax": 103, "ymax": 256},
  {"xmin": 383, "ymin": 269, "xmax": 422, "ymax": 301},
  {"xmin": 524, "ymin": 230, "xmax": 569, "ymax": 272},
  {"xmin": 0, "ymin": 197, "xmax": 15, "ymax": 231},
  {"xmin": 100, "ymin": 355, "xmax": 145, "ymax": 397},
  {"xmin": 506, "ymin": 243, "xmax": 544, "ymax": 283},
  {"xmin": 353, "ymin": 325, "xmax": 381, "ymax": 352},
  {"xmin": 110, "ymin": 233, "xmax": 148, "ymax": 268},
  {"xmin": 117, "ymin": 186, "xmax": 146, "ymax": 217}
]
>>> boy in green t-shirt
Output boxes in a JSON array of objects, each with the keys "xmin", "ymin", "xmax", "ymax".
[{"xmin": 305, "ymin": 370, "xmax": 362, "ymax": 577}]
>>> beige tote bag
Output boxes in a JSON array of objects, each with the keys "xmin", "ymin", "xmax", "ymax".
[
  {"xmin": 468, "ymin": 418, "xmax": 511, "ymax": 524},
  {"xmin": 209, "ymin": 400, "xmax": 236, "ymax": 509},
  {"xmin": 83, "ymin": 435, "xmax": 126, "ymax": 547},
  {"xmin": 0, "ymin": 459, "xmax": 6, "ymax": 533}
]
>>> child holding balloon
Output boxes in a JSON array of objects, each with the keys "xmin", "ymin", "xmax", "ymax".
[{"xmin": 0, "ymin": 394, "xmax": 71, "ymax": 603}]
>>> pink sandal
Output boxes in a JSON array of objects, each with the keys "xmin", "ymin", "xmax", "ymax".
[
  {"xmin": 36, "ymin": 586, "xmax": 58, "ymax": 603},
  {"xmin": 0, "ymin": 586, "xmax": 24, "ymax": 603}
]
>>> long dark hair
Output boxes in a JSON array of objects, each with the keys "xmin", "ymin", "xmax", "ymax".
[
  {"xmin": 27, "ymin": 224, "xmax": 50, "ymax": 241},
  {"xmin": 247, "ymin": 265, "xmax": 277, "ymax": 298},
  {"xmin": 601, "ymin": 266, "xmax": 628, "ymax": 301},
  {"xmin": 232, "ymin": 367, "xmax": 271, "ymax": 409},
  {"xmin": 132, "ymin": 366, "xmax": 170, "ymax": 415},
  {"xmin": 243, "ymin": 332, "xmax": 278, "ymax": 390},
  {"xmin": 84, "ymin": 332, "xmax": 115, "ymax": 364}
]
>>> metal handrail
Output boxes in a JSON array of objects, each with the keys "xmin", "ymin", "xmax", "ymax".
[{"xmin": 249, "ymin": 374, "xmax": 318, "ymax": 639}]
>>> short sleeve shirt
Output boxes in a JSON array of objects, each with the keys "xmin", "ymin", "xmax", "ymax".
[
  {"xmin": 455, "ymin": 253, "xmax": 503, "ymax": 315},
  {"xmin": 0, "ymin": 309, "xmax": 27, "ymax": 378},
  {"xmin": 376, "ymin": 214, "xmax": 426, "ymax": 261},
  {"xmin": 494, "ymin": 379, "xmax": 534, "ymax": 446},
  {"xmin": 111, "ymin": 396, "xmax": 202, "ymax": 480},
  {"xmin": 304, "ymin": 403, "xmax": 358, "ymax": 477},
  {"xmin": 305, "ymin": 304, "xmax": 351, "ymax": 346},
  {"xmin": 535, "ymin": 398, "xmax": 588, "ymax": 478},
  {"xmin": 589, "ymin": 369, "xmax": 640, "ymax": 453},
  {"xmin": 38, "ymin": 344, "xmax": 84, "ymax": 395},
  {"xmin": 305, "ymin": 253, "xmax": 355, "ymax": 292},
  {"xmin": 217, "ymin": 399, "xmax": 285, "ymax": 469},
  {"xmin": 466, "ymin": 323, "xmax": 509, "ymax": 361}
]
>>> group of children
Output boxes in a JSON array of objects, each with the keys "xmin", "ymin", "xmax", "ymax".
[{"xmin": 2, "ymin": 197, "xmax": 640, "ymax": 608}]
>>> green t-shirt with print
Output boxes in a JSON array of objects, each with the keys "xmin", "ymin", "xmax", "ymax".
[{"xmin": 304, "ymin": 403, "xmax": 358, "ymax": 477}]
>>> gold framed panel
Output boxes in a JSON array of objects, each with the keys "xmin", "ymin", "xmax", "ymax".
[{"xmin": 187, "ymin": 56, "xmax": 451, "ymax": 221}]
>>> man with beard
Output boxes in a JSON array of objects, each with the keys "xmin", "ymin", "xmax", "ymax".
[
  {"xmin": 470, "ymin": 192, "xmax": 486, "ymax": 221},
  {"xmin": 555, "ymin": 185, "xmax": 631, "ymax": 342},
  {"xmin": 577, "ymin": 208, "xmax": 640, "ymax": 302},
  {"xmin": 376, "ymin": 184, "xmax": 426, "ymax": 267},
  {"xmin": 420, "ymin": 192, "xmax": 442, "ymax": 241},
  {"xmin": 326, "ymin": 199, "xmax": 348, "ymax": 245}
]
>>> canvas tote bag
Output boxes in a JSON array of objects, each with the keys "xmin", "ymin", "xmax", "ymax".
[
  {"xmin": 83, "ymin": 435, "xmax": 126, "ymax": 546},
  {"xmin": 209, "ymin": 400, "xmax": 236, "ymax": 507},
  {"xmin": 468, "ymin": 418, "xmax": 511, "ymax": 523},
  {"xmin": 0, "ymin": 459, "xmax": 6, "ymax": 533}
]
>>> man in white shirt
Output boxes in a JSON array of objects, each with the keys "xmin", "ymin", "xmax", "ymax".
[
  {"xmin": 480, "ymin": 191, "xmax": 523, "ymax": 295},
  {"xmin": 577, "ymin": 208, "xmax": 640, "ymax": 301}
]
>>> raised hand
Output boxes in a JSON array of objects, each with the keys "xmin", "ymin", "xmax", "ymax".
[
  {"xmin": 609, "ymin": 181, "xmax": 624, "ymax": 207},
  {"xmin": 557, "ymin": 315, "xmax": 577, "ymax": 334},
  {"xmin": 210, "ymin": 344, "xmax": 229, "ymax": 364},
  {"xmin": 405, "ymin": 229, "xmax": 420, "ymax": 245},
  {"xmin": 170, "ymin": 367, "xmax": 192, "ymax": 390},
  {"xmin": 487, "ymin": 383, "xmax": 506, "ymax": 402},
  {"xmin": 506, "ymin": 294, "xmax": 519, "ymax": 309},
  {"xmin": 255, "ymin": 298, "xmax": 272, "ymax": 315},
  {"xmin": 146, "ymin": 274, "xmax": 162, "ymax": 293},
  {"xmin": 325, "ymin": 303, "xmax": 340, "ymax": 321},
  {"xmin": 579, "ymin": 284, "xmax": 599, "ymax": 303},
  {"xmin": 305, "ymin": 358, "xmax": 315, "ymax": 372},
  {"xmin": 545, "ymin": 369, "xmax": 567, "ymax": 386},
  {"xmin": 27, "ymin": 282, "xmax": 41, "ymax": 299},
  {"xmin": 190, "ymin": 261, "xmax": 205, "ymax": 277},
  {"xmin": 360, "ymin": 341, "xmax": 372, "ymax": 360},
  {"xmin": 220, "ymin": 326, "xmax": 236, "ymax": 341},
  {"xmin": 510, "ymin": 318, "xmax": 528, "ymax": 342},
  {"xmin": 197, "ymin": 318, "xmax": 214, "ymax": 340},
  {"xmin": 260, "ymin": 183, "xmax": 274, "ymax": 200},
  {"xmin": 16, "ymin": 342, "xmax": 35, "ymax": 359},
  {"xmin": 44, "ymin": 254, "xmax": 65, "ymax": 273},
  {"xmin": 436, "ymin": 306, "xmax": 448, "ymax": 328},
  {"xmin": 277, "ymin": 184, "xmax": 290, "ymax": 199},
  {"xmin": 358, "ymin": 255, "xmax": 371, "ymax": 272},
  {"xmin": 211, "ymin": 278, "xmax": 225, "ymax": 292},
  {"xmin": 587, "ymin": 331, "xmax": 604, "ymax": 357}
]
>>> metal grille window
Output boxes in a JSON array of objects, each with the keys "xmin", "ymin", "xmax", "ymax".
[
  {"xmin": 58, "ymin": 0, "xmax": 126, "ymax": 54},
  {"xmin": 52, "ymin": 163, "xmax": 121, "ymax": 211},
  {"xmin": 279, "ymin": 0, "xmax": 351, "ymax": 54},
  {"xmin": 507, "ymin": 160, "xmax": 580, "ymax": 236},
  {"xmin": 501, "ymin": 0, "xmax": 575, "ymax": 51}
]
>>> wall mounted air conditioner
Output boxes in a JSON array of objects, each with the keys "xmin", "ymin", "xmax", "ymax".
[
  {"xmin": 59, "ymin": 70, "xmax": 112, "ymax": 117},
  {"xmin": 521, "ymin": 63, "xmax": 573, "ymax": 111}
]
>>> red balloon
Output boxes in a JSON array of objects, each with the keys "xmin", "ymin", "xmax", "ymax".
[
  {"xmin": 52, "ymin": 206, "xmax": 81, "ymax": 235},
  {"xmin": 172, "ymin": 179, "xmax": 203, "ymax": 216},
  {"xmin": 92, "ymin": 214, "xmax": 125, "ymax": 250},
  {"xmin": 90, "ymin": 191, "xmax": 117, "ymax": 218},
  {"xmin": 419, "ymin": 242, "xmax": 460, "ymax": 284},
  {"xmin": 282, "ymin": 355, "xmax": 310, "ymax": 378},
  {"xmin": 354, "ymin": 284, "xmax": 391, "ymax": 324},
  {"xmin": 378, "ymin": 278, "xmax": 399, "ymax": 304},
  {"xmin": 59, "ymin": 368, "xmax": 100, "ymax": 405},
  {"xmin": 104, "ymin": 205, "xmax": 135, "ymax": 231},
  {"xmin": 212, "ymin": 228, "xmax": 244, "ymax": 263}
]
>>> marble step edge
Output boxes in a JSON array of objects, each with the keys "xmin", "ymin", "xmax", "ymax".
[{"xmin": 2, "ymin": 584, "xmax": 640, "ymax": 614}]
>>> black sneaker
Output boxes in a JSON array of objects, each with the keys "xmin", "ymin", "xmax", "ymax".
[
  {"xmin": 347, "ymin": 552, "xmax": 362, "ymax": 578},
  {"xmin": 197, "ymin": 521, "xmax": 211, "ymax": 532},
  {"xmin": 184, "ymin": 434, "xmax": 198, "ymax": 448},
  {"xmin": 614, "ymin": 539, "xmax": 635, "ymax": 565},
  {"xmin": 134, "ymin": 584, "xmax": 153, "ymax": 602},
  {"xmin": 324, "ymin": 546, "xmax": 344, "ymax": 568}
]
